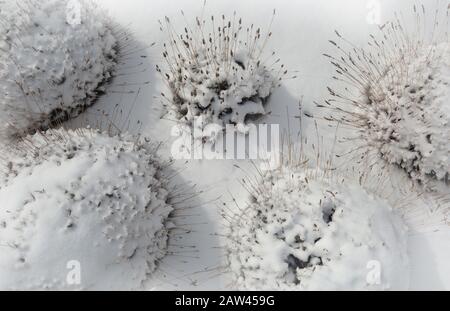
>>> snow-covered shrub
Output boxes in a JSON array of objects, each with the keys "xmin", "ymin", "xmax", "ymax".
[
  {"xmin": 158, "ymin": 12, "xmax": 288, "ymax": 142},
  {"xmin": 324, "ymin": 6, "xmax": 449, "ymax": 187},
  {"xmin": 0, "ymin": 0, "xmax": 118, "ymax": 141},
  {"xmin": 225, "ymin": 164, "xmax": 410, "ymax": 290},
  {"xmin": 0, "ymin": 128, "xmax": 174, "ymax": 290}
]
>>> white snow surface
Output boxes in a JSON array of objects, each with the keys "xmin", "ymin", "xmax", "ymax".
[
  {"xmin": 227, "ymin": 167, "xmax": 409, "ymax": 290},
  {"xmin": 366, "ymin": 43, "xmax": 450, "ymax": 185},
  {"xmin": 0, "ymin": 129, "xmax": 173, "ymax": 290},
  {"xmin": 0, "ymin": 0, "xmax": 117, "ymax": 141},
  {"xmin": 0, "ymin": 0, "xmax": 447, "ymax": 291}
]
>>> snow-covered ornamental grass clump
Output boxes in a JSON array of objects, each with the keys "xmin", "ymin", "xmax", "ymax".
[
  {"xmin": 0, "ymin": 0, "xmax": 118, "ymax": 141},
  {"xmin": 224, "ymin": 160, "xmax": 410, "ymax": 290},
  {"xmin": 0, "ymin": 128, "xmax": 174, "ymax": 290},
  {"xmin": 324, "ymin": 5, "xmax": 450, "ymax": 187},
  {"xmin": 158, "ymin": 11, "xmax": 290, "ymax": 142}
]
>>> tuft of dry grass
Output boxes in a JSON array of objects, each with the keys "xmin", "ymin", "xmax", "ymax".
[
  {"xmin": 0, "ymin": 0, "xmax": 150, "ymax": 142},
  {"xmin": 157, "ymin": 8, "xmax": 295, "ymax": 140},
  {"xmin": 320, "ymin": 3, "xmax": 450, "ymax": 188}
]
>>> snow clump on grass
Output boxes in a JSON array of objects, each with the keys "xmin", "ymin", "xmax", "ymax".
[
  {"xmin": 0, "ymin": 0, "xmax": 118, "ymax": 141},
  {"xmin": 369, "ymin": 43, "xmax": 450, "ymax": 185},
  {"xmin": 324, "ymin": 5, "xmax": 450, "ymax": 187},
  {"xmin": 225, "ymin": 161, "xmax": 410, "ymax": 290},
  {"xmin": 0, "ymin": 128, "xmax": 174, "ymax": 290},
  {"xmin": 158, "ymin": 11, "xmax": 290, "ymax": 143}
]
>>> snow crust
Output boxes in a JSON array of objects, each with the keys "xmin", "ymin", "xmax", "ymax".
[
  {"xmin": 0, "ymin": 129, "xmax": 173, "ymax": 290},
  {"xmin": 364, "ymin": 43, "xmax": 449, "ymax": 185},
  {"xmin": 0, "ymin": 0, "xmax": 118, "ymax": 141},
  {"xmin": 227, "ymin": 167, "xmax": 410, "ymax": 290}
]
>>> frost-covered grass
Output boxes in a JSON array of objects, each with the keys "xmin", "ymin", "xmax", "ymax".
[
  {"xmin": 324, "ymin": 5, "xmax": 450, "ymax": 188},
  {"xmin": 223, "ymin": 153, "xmax": 410, "ymax": 290},
  {"xmin": 158, "ymin": 11, "xmax": 290, "ymax": 143},
  {"xmin": 0, "ymin": 128, "xmax": 175, "ymax": 290},
  {"xmin": 0, "ymin": 0, "xmax": 118, "ymax": 141}
]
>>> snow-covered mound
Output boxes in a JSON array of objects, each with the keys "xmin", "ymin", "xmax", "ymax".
[
  {"xmin": 0, "ymin": 129, "xmax": 173, "ymax": 290},
  {"xmin": 325, "ymin": 13, "xmax": 449, "ymax": 187},
  {"xmin": 0, "ymin": 0, "xmax": 118, "ymax": 141},
  {"xmin": 159, "ymin": 14, "xmax": 284, "ymax": 142},
  {"xmin": 226, "ymin": 167, "xmax": 410, "ymax": 290},
  {"xmin": 365, "ymin": 43, "xmax": 450, "ymax": 185}
]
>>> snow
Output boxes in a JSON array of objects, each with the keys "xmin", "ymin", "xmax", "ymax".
[
  {"xmin": 324, "ymin": 8, "xmax": 449, "ymax": 188},
  {"xmin": 160, "ymin": 13, "xmax": 281, "ymax": 143},
  {"xmin": 0, "ymin": 129, "xmax": 173, "ymax": 290},
  {"xmin": 0, "ymin": 0, "xmax": 118, "ymax": 141},
  {"xmin": 371, "ymin": 43, "xmax": 450, "ymax": 186},
  {"xmin": 0, "ymin": 0, "xmax": 448, "ymax": 291},
  {"xmin": 226, "ymin": 166, "xmax": 409, "ymax": 290}
]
